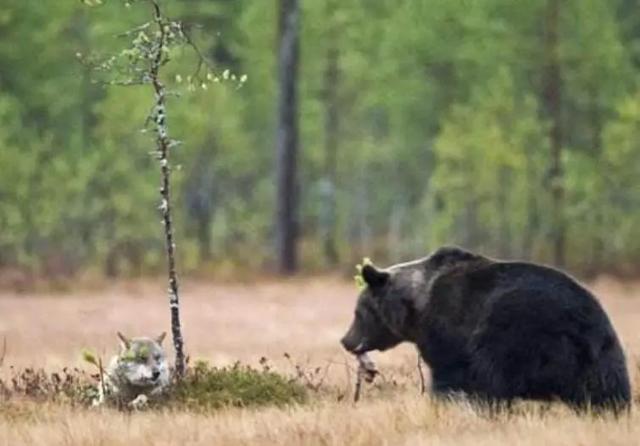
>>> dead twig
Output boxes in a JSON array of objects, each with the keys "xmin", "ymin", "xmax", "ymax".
[
  {"xmin": 97, "ymin": 356, "xmax": 106, "ymax": 403},
  {"xmin": 417, "ymin": 349, "xmax": 426, "ymax": 394},
  {"xmin": 0, "ymin": 337, "xmax": 6, "ymax": 368},
  {"xmin": 353, "ymin": 353, "xmax": 377, "ymax": 403},
  {"xmin": 283, "ymin": 353, "xmax": 331, "ymax": 392}
]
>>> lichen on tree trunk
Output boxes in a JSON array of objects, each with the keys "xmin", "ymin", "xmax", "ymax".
[{"xmin": 148, "ymin": 0, "xmax": 186, "ymax": 379}]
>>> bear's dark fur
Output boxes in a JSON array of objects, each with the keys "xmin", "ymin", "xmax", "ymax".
[{"xmin": 341, "ymin": 246, "xmax": 631, "ymax": 412}]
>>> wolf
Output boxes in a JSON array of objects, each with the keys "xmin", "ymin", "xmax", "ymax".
[
  {"xmin": 96, "ymin": 332, "xmax": 171, "ymax": 409},
  {"xmin": 341, "ymin": 246, "xmax": 631, "ymax": 412}
]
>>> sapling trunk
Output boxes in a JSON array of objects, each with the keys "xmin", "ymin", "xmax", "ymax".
[
  {"xmin": 85, "ymin": 0, "xmax": 243, "ymax": 380},
  {"xmin": 148, "ymin": 0, "xmax": 185, "ymax": 379}
]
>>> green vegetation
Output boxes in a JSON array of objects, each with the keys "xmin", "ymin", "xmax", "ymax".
[
  {"xmin": 169, "ymin": 361, "xmax": 307, "ymax": 410},
  {"xmin": 0, "ymin": 361, "xmax": 307, "ymax": 411},
  {"xmin": 0, "ymin": 0, "xmax": 639, "ymax": 277},
  {"xmin": 354, "ymin": 257, "xmax": 371, "ymax": 290}
]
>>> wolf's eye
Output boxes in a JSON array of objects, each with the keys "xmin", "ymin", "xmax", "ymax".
[{"xmin": 154, "ymin": 354, "xmax": 162, "ymax": 362}]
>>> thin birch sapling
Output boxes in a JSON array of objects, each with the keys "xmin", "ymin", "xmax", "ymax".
[{"xmin": 80, "ymin": 0, "xmax": 245, "ymax": 378}]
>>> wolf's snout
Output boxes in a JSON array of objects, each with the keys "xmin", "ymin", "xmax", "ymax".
[{"xmin": 151, "ymin": 370, "xmax": 161, "ymax": 381}]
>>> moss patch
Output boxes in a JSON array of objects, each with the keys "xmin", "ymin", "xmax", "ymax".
[{"xmin": 168, "ymin": 361, "xmax": 307, "ymax": 411}]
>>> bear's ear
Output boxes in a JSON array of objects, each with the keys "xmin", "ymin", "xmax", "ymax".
[{"xmin": 362, "ymin": 264, "xmax": 390, "ymax": 288}]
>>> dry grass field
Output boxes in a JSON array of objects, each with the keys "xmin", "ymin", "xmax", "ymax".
[{"xmin": 0, "ymin": 276, "xmax": 639, "ymax": 445}]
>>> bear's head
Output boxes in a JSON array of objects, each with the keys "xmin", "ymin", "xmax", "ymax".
[{"xmin": 340, "ymin": 246, "xmax": 483, "ymax": 354}]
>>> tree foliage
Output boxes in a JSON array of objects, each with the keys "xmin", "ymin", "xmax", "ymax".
[{"xmin": 0, "ymin": 0, "xmax": 639, "ymax": 277}]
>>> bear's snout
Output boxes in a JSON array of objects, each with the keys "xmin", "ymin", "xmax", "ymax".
[
  {"xmin": 340, "ymin": 335, "xmax": 354, "ymax": 352},
  {"xmin": 340, "ymin": 326, "xmax": 364, "ymax": 354}
]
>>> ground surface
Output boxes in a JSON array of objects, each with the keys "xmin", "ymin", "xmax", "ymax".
[{"xmin": 0, "ymin": 276, "xmax": 639, "ymax": 445}]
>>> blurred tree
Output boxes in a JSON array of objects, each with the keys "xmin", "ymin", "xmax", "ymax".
[
  {"xmin": 0, "ymin": 0, "xmax": 639, "ymax": 279},
  {"xmin": 318, "ymin": 0, "xmax": 341, "ymax": 266},
  {"xmin": 275, "ymin": 0, "xmax": 300, "ymax": 274},
  {"xmin": 541, "ymin": 0, "xmax": 566, "ymax": 267},
  {"xmin": 429, "ymin": 68, "xmax": 547, "ymax": 257}
]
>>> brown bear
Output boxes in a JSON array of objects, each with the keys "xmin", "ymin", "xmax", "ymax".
[{"xmin": 341, "ymin": 246, "xmax": 631, "ymax": 412}]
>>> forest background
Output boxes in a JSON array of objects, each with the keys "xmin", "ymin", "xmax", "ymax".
[{"xmin": 1, "ymin": 0, "xmax": 639, "ymax": 283}]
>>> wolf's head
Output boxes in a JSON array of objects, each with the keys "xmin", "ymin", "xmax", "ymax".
[{"xmin": 114, "ymin": 332, "xmax": 170, "ymax": 388}]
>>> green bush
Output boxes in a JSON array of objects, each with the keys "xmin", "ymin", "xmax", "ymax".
[
  {"xmin": 0, "ymin": 360, "xmax": 307, "ymax": 412},
  {"xmin": 169, "ymin": 361, "xmax": 307, "ymax": 411}
]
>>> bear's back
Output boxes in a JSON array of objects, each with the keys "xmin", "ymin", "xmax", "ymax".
[
  {"xmin": 463, "ymin": 262, "xmax": 628, "ymax": 408},
  {"xmin": 425, "ymin": 260, "xmax": 602, "ymax": 332},
  {"xmin": 467, "ymin": 261, "xmax": 608, "ymax": 321}
]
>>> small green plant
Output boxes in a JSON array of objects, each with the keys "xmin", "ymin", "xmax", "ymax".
[
  {"xmin": 169, "ymin": 360, "xmax": 307, "ymax": 411},
  {"xmin": 81, "ymin": 348, "xmax": 107, "ymax": 403},
  {"xmin": 354, "ymin": 257, "xmax": 372, "ymax": 291}
]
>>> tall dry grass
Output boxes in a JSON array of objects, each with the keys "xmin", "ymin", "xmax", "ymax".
[
  {"xmin": 0, "ymin": 276, "xmax": 639, "ymax": 445},
  {"xmin": 2, "ymin": 394, "xmax": 639, "ymax": 446}
]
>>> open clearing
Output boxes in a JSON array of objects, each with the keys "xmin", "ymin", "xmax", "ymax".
[{"xmin": 0, "ymin": 276, "xmax": 639, "ymax": 445}]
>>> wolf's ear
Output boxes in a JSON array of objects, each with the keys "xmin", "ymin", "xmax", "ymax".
[
  {"xmin": 117, "ymin": 331, "xmax": 131, "ymax": 349},
  {"xmin": 362, "ymin": 264, "xmax": 390, "ymax": 288},
  {"xmin": 156, "ymin": 332, "xmax": 167, "ymax": 345}
]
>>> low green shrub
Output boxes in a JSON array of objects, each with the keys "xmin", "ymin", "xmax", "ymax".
[
  {"xmin": 168, "ymin": 360, "xmax": 307, "ymax": 411},
  {"xmin": 0, "ymin": 359, "xmax": 307, "ymax": 412}
]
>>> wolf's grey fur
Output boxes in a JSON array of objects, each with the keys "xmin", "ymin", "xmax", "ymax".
[
  {"xmin": 341, "ymin": 246, "xmax": 631, "ymax": 412},
  {"xmin": 96, "ymin": 332, "xmax": 170, "ymax": 408}
]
